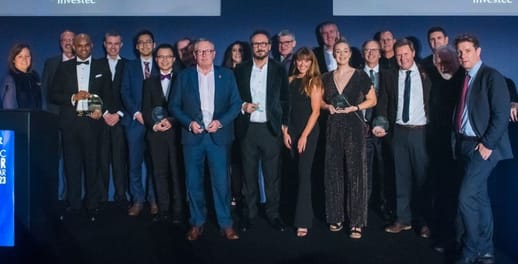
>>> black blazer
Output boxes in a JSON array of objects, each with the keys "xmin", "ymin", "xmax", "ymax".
[
  {"xmin": 100, "ymin": 57, "xmax": 128, "ymax": 114},
  {"xmin": 313, "ymin": 46, "xmax": 329, "ymax": 74},
  {"xmin": 457, "ymin": 63, "xmax": 512, "ymax": 161},
  {"xmin": 142, "ymin": 72, "xmax": 177, "ymax": 130},
  {"xmin": 376, "ymin": 64, "xmax": 432, "ymax": 133},
  {"xmin": 50, "ymin": 58, "xmax": 112, "ymax": 127},
  {"xmin": 41, "ymin": 55, "xmax": 64, "ymax": 113},
  {"xmin": 234, "ymin": 58, "xmax": 289, "ymax": 139}
]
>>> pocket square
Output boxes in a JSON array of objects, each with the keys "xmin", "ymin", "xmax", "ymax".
[{"xmin": 95, "ymin": 74, "xmax": 103, "ymax": 78}]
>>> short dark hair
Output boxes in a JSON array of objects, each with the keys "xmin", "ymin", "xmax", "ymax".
[
  {"xmin": 154, "ymin": 43, "xmax": 175, "ymax": 57},
  {"xmin": 454, "ymin": 33, "xmax": 480, "ymax": 49},
  {"xmin": 394, "ymin": 38, "xmax": 415, "ymax": 52},
  {"xmin": 427, "ymin": 26, "xmax": 447, "ymax": 39},
  {"xmin": 104, "ymin": 31, "xmax": 122, "ymax": 42},
  {"xmin": 249, "ymin": 30, "xmax": 271, "ymax": 43},
  {"xmin": 134, "ymin": 29, "xmax": 154, "ymax": 44}
]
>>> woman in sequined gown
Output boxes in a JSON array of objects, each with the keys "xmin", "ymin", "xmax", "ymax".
[{"xmin": 321, "ymin": 40, "xmax": 376, "ymax": 239}]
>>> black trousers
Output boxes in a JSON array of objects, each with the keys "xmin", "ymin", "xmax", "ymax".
[
  {"xmin": 146, "ymin": 129, "xmax": 185, "ymax": 217},
  {"xmin": 99, "ymin": 122, "xmax": 128, "ymax": 202},
  {"xmin": 240, "ymin": 123, "xmax": 282, "ymax": 220},
  {"xmin": 61, "ymin": 117, "xmax": 103, "ymax": 210}
]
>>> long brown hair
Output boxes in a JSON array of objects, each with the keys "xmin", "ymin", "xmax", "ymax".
[{"xmin": 290, "ymin": 47, "xmax": 322, "ymax": 97}]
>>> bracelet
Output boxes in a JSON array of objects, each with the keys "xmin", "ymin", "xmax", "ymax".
[{"xmin": 356, "ymin": 105, "xmax": 360, "ymax": 111}]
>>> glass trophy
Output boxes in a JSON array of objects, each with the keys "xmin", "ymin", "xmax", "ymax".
[
  {"xmin": 331, "ymin": 94, "xmax": 348, "ymax": 110},
  {"xmin": 87, "ymin": 94, "xmax": 103, "ymax": 115},
  {"xmin": 152, "ymin": 106, "xmax": 167, "ymax": 123}
]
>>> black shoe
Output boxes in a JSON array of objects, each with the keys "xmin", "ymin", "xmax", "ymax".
[
  {"xmin": 87, "ymin": 208, "xmax": 100, "ymax": 222},
  {"xmin": 152, "ymin": 213, "xmax": 170, "ymax": 223},
  {"xmin": 240, "ymin": 218, "xmax": 253, "ymax": 232},
  {"xmin": 475, "ymin": 254, "xmax": 495, "ymax": 264},
  {"xmin": 269, "ymin": 218, "xmax": 286, "ymax": 232}
]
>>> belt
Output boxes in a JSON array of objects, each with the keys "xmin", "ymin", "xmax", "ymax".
[
  {"xmin": 76, "ymin": 111, "xmax": 90, "ymax": 117},
  {"xmin": 456, "ymin": 133, "xmax": 479, "ymax": 141},
  {"xmin": 395, "ymin": 124, "xmax": 426, "ymax": 129}
]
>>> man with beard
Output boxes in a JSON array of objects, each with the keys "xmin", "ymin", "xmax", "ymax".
[{"xmin": 234, "ymin": 30, "xmax": 289, "ymax": 232}]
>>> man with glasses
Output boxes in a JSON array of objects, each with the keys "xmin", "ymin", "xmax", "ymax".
[
  {"xmin": 361, "ymin": 40, "xmax": 395, "ymax": 223},
  {"xmin": 170, "ymin": 39, "xmax": 242, "ymax": 240},
  {"xmin": 274, "ymin": 29, "xmax": 297, "ymax": 73},
  {"xmin": 142, "ymin": 43, "xmax": 185, "ymax": 223},
  {"xmin": 234, "ymin": 30, "xmax": 289, "ymax": 232},
  {"xmin": 376, "ymin": 30, "xmax": 398, "ymax": 70},
  {"xmin": 121, "ymin": 30, "xmax": 159, "ymax": 217}
]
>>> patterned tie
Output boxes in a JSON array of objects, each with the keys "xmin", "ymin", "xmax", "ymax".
[
  {"xmin": 402, "ymin": 70, "xmax": 411, "ymax": 123},
  {"xmin": 144, "ymin": 61, "xmax": 151, "ymax": 79},
  {"xmin": 455, "ymin": 74, "xmax": 471, "ymax": 132}
]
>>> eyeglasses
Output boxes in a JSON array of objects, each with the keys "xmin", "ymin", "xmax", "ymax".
[
  {"xmin": 363, "ymin": 48, "xmax": 380, "ymax": 53},
  {"xmin": 137, "ymin": 40, "xmax": 153, "ymax": 46},
  {"xmin": 195, "ymin": 49, "xmax": 215, "ymax": 55},
  {"xmin": 252, "ymin": 42, "xmax": 269, "ymax": 48},
  {"xmin": 156, "ymin": 55, "xmax": 174, "ymax": 60},
  {"xmin": 279, "ymin": 40, "xmax": 294, "ymax": 46}
]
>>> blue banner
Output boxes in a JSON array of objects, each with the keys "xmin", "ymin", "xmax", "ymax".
[{"xmin": 0, "ymin": 130, "xmax": 15, "ymax": 247}]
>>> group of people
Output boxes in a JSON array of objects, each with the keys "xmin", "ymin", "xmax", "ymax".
[{"xmin": 1, "ymin": 21, "xmax": 515, "ymax": 264}]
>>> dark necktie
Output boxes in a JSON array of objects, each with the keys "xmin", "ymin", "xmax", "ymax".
[
  {"xmin": 144, "ymin": 61, "xmax": 151, "ymax": 79},
  {"xmin": 160, "ymin": 73, "xmax": 171, "ymax": 80},
  {"xmin": 369, "ymin": 69, "xmax": 378, "ymax": 92},
  {"xmin": 402, "ymin": 70, "xmax": 411, "ymax": 123},
  {"xmin": 455, "ymin": 74, "xmax": 471, "ymax": 132},
  {"xmin": 76, "ymin": 60, "xmax": 89, "ymax": 65}
]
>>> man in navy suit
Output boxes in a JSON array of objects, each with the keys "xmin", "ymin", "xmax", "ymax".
[
  {"xmin": 121, "ymin": 30, "xmax": 159, "ymax": 216},
  {"xmin": 170, "ymin": 39, "xmax": 242, "ymax": 241},
  {"xmin": 142, "ymin": 43, "xmax": 185, "ymax": 223},
  {"xmin": 453, "ymin": 34, "xmax": 512, "ymax": 264},
  {"xmin": 50, "ymin": 33, "xmax": 112, "ymax": 221}
]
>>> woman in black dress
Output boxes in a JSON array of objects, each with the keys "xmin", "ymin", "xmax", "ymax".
[
  {"xmin": 1, "ymin": 43, "xmax": 42, "ymax": 110},
  {"xmin": 321, "ymin": 39, "xmax": 376, "ymax": 239},
  {"xmin": 281, "ymin": 47, "xmax": 323, "ymax": 237}
]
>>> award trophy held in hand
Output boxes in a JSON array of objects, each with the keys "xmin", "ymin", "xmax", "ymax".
[{"xmin": 331, "ymin": 93, "xmax": 348, "ymax": 110}]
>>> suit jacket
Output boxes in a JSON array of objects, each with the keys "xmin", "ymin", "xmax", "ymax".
[
  {"xmin": 455, "ymin": 63, "xmax": 512, "ymax": 161},
  {"xmin": 376, "ymin": 63, "xmax": 432, "ymax": 133},
  {"xmin": 120, "ymin": 58, "xmax": 159, "ymax": 126},
  {"xmin": 100, "ymin": 57, "xmax": 128, "ymax": 114},
  {"xmin": 234, "ymin": 59, "xmax": 289, "ymax": 139},
  {"xmin": 50, "ymin": 58, "xmax": 112, "ymax": 128},
  {"xmin": 41, "ymin": 55, "xmax": 63, "ymax": 113},
  {"xmin": 142, "ymin": 72, "xmax": 177, "ymax": 130},
  {"xmin": 169, "ymin": 65, "xmax": 242, "ymax": 145},
  {"xmin": 313, "ymin": 46, "xmax": 329, "ymax": 74}
]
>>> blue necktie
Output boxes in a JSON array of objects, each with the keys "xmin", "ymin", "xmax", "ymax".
[{"xmin": 402, "ymin": 70, "xmax": 411, "ymax": 123}]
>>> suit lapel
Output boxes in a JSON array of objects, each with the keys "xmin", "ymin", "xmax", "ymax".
[{"xmin": 190, "ymin": 69, "xmax": 202, "ymax": 110}]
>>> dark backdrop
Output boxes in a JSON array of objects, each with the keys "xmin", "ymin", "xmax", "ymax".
[{"xmin": 0, "ymin": 0, "xmax": 517, "ymax": 261}]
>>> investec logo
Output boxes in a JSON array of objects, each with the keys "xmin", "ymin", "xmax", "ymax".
[
  {"xmin": 473, "ymin": 0, "xmax": 513, "ymax": 3},
  {"xmin": 57, "ymin": 0, "xmax": 96, "ymax": 4}
]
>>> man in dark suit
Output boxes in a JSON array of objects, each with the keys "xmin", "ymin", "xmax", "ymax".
[
  {"xmin": 421, "ymin": 26, "xmax": 449, "ymax": 73},
  {"xmin": 234, "ymin": 30, "xmax": 289, "ymax": 232},
  {"xmin": 361, "ymin": 39, "xmax": 395, "ymax": 222},
  {"xmin": 42, "ymin": 30, "xmax": 75, "ymax": 114},
  {"xmin": 50, "ymin": 33, "xmax": 112, "ymax": 221},
  {"xmin": 453, "ymin": 34, "xmax": 512, "ymax": 264},
  {"xmin": 373, "ymin": 38, "xmax": 432, "ymax": 238},
  {"xmin": 376, "ymin": 30, "xmax": 398, "ymax": 71},
  {"xmin": 273, "ymin": 29, "xmax": 296, "ymax": 74},
  {"xmin": 142, "ymin": 43, "xmax": 185, "ymax": 223},
  {"xmin": 313, "ymin": 21, "xmax": 340, "ymax": 74},
  {"xmin": 120, "ymin": 30, "xmax": 159, "ymax": 216},
  {"xmin": 99, "ymin": 32, "xmax": 128, "ymax": 206},
  {"xmin": 170, "ymin": 39, "xmax": 242, "ymax": 240},
  {"xmin": 41, "ymin": 30, "xmax": 75, "ymax": 202}
]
